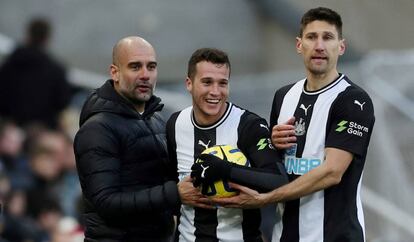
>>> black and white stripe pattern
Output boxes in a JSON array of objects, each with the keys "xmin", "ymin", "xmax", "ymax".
[
  {"xmin": 271, "ymin": 74, "xmax": 374, "ymax": 242},
  {"xmin": 169, "ymin": 103, "xmax": 263, "ymax": 242}
]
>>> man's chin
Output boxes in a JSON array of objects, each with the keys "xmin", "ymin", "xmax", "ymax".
[
  {"xmin": 130, "ymin": 94, "xmax": 151, "ymax": 105},
  {"xmin": 309, "ymin": 68, "xmax": 327, "ymax": 75}
]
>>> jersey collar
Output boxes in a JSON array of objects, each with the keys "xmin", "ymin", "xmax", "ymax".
[
  {"xmin": 191, "ymin": 102, "xmax": 233, "ymax": 130},
  {"xmin": 303, "ymin": 74, "xmax": 345, "ymax": 95}
]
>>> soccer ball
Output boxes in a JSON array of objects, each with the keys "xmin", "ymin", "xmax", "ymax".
[{"xmin": 195, "ymin": 144, "xmax": 250, "ymax": 198}]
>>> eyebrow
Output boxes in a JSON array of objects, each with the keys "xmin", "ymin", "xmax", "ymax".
[
  {"xmin": 200, "ymin": 77, "xmax": 229, "ymax": 82},
  {"xmin": 127, "ymin": 61, "xmax": 157, "ymax": 67},
  {"xmin": 305, "ymin": 31, "xmax": 336, "ymax": 36}
]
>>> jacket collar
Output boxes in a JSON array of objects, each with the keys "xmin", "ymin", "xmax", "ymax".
[
  {"xmin": 98, "ymin": 80, "xmax": 163, "ymax": 115},
  {"xmin": 79, "ymin": 80, "xmax": 164, "ymax": 126}
]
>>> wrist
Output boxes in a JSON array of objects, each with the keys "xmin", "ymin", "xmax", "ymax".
[{"xmin": 266, "ymin": 187, "xmax": 284, "ymax": 204}]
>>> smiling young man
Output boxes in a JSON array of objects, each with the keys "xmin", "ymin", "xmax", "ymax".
[
  {"xmin": 208, "ymin": 7, "xmax": 375, "ymax": 242},
  {"xmin": 166, "ymin": 48, "xmax": 287, "ymax": 242}
]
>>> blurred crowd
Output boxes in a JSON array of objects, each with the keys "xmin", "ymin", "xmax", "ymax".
[
  {"xmin": 0, "ymin": 17, "xmax": 84, "ymax": 242},
  {"xmin": 0, "ymin": 120, "xmax": 84, "ymax": 242}
]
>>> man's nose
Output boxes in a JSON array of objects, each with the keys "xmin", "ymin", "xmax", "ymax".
[
  {"xmin": 139, "ymin": 67, "xmax": 150, "ymax": 80},
  {"xmin": 209, "ymin": 83, "xmax": 220, "ymax": 95},
  {"xmin": 315, "ymin": 37, "xmax": 325, "ymax": 51}
]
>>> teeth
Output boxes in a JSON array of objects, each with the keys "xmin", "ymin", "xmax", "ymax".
[{"xmin": 206, "ymin": 99, "xmax": 220, "ymax": 104}]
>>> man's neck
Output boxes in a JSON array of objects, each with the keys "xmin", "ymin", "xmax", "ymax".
[
  {"xmin": 135, "ymin": 105, "xmax": 145, "ymax": 113},
  {"xmin": 306, "ymin": 70, "xmax": 339, "ymax": 91},
  {"xmin": 193, "ymin": 102, "xmax": 228, "ymax": 126},
  {"xmin": 113, "ymin": 84, "xmax": 146, "ymax": 113}
]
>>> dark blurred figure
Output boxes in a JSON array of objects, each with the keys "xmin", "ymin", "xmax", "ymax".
[
  {"xmin": 0, "ymin": 118, "xmax": 32, "ymax": 190},
  {"xmin": 0, "ymin": 17, "xmax": 73, "ymax": 129},
  {"xmin": 1, "ymin": 188, "xmax": 40, "ymax": 242}
]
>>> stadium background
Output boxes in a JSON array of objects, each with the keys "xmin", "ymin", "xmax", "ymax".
[{"xmin": 0, "ymin": 0, "xmax": 413, "ymax": 241}]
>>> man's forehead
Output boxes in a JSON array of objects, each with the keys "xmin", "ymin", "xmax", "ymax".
[
  {"xmin": 303, "ymin": 21, "xmax": 339, "ymax": 35},
  {"xmin": 195, "ymin": 61, "xmax": 229, "ymax": 79},
  {"xmin": 120, "ymin": 46, "xmax": 156, "ymax": 64},
  {"xmin": 196, "ymin": 61, "xmax": 229, "ymax": 71}
]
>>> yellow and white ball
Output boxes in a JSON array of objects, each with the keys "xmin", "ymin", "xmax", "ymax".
[{"xmin": 195, "ymin": 145, "xmax": 250, "ymax": 198}]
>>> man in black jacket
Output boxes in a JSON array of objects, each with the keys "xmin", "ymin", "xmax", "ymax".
[
  {"xmin": 74, "ymin": 36, "xmax": 197, "ymax": 241},
  {"xmin": 0, "ymin": 18, "xmax": 72, "ymax": 129}
]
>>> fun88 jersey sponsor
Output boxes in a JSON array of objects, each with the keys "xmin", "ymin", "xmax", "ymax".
[{"xmin": 270, "ymin": 74, "xmax": 375, "ymax": 242}]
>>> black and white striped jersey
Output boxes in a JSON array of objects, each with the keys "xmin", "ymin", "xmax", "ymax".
[
  {"xmin": 269, "ymin": 74, "xmax": 375, "ymax": 242},
  {"xmin": 167, "ymin": 102, "xmax": 282, "ymax": 242}
]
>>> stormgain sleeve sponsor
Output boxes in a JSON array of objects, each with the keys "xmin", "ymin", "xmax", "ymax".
[
  {"xmin": 348, "ymin": 121, "xmax": 369, "ymax": 137},
  {"xmin": 336, "ymin": 120, "xmax": 369, "ymax": 137}
]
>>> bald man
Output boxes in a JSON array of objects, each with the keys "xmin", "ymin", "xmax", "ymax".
[{"xmin": 74, "ymin": 36, "xmax": 183, "ymax": 241}]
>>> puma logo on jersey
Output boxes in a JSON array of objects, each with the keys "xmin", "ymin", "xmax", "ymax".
[
  {"xmin": 354, "ymin": 100, "xmax": 365, "ymax": 111},
  {"xmin": 200, "ymin": 164, "xmax": 209, "ymax": 178},
  {"xmin": 300, "ymin": 104, "xmax": 312, "ymax": 116},
  {"xmin": 198, "ymin": 140, "xmax": 211, "ymax": 150},
  {"xmin": 260, "ymin": 124, "xmax": 269, "ymax": 131}
]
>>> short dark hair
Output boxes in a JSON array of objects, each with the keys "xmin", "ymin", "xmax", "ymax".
[
  {"xmin": 27, "ymin": 17, "xmax": 51, "ymax": 46},
  {"xmin": 299, "ymin": 7, "xmax": 343, "ymax": 39},
  {"xmin": 187, "ymin": 48, "xmax": 231, "ymax": 80}
]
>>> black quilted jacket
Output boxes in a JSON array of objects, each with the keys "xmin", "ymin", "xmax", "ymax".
[{"xmin": 74, "ymin": 80, "xmax": 180, "ymax": 241}]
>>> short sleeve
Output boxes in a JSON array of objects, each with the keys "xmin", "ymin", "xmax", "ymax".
[
  {"xmin": 326, "ymin": 87, "xmax": 375, "ymax": 157},
  {"xmin": 238, "ymin": 112, "xmax": 282, "ymax": 172}
]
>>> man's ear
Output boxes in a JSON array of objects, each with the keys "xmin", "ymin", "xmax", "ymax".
[
  {"xmin": 339, "ymin": 39, "xmax": 346, "ymax": 56},
  {"xmin": 110, "ymin": 64, "xmax": 119, "ymax": 82},
  {"xmin": 296, "ymin": 37, "xmax": 302, "ymax": 54},
  {"xmin": 185, "ymin": 77, "xmax": 192, "ymax": 93}
]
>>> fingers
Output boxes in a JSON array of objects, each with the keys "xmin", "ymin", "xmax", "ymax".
[
  {"xmin": 273, "ymin": 141, "xmax": 296, "ymax": 150},
  {"xmin": 211, "ymin": 195, "xmax": 254, "ymax": 209},
  {"xmin": 192, "ymin": 198, "xmax": 216, "ymax": 209},
  {"xmin": 272, "ymin": 124, "xmax": 296, "ymax": 135},
  {"xmin": 286, "ymin": 116, "xmax": 295, "ymax": 125},
  {"xmin": 228, "ymin": 182, "xmax": 258, "ymax": 196},
  {"xmin": 186, "ymin": 197, "xmax": 216, "ymax": 209},
  {"xmin": 210, "ymin": 196, "xmax": 239, "ymax": 207},
  {"xmin": 272, "ymin": 130, "xmax": 296, "ymax": 142},
  {"xmin": 227, "ymin": 182, "xmax": 244, "ymax": 191},
  {"xmin": 271, "ymin": 121, "xmax": 296, "ymax": 149}
]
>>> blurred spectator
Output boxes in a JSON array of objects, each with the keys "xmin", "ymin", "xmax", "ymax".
[
  {"xmin": 25, "ymin": 131, "xmax": 63, "ymax": 220},
  {"xmin": 0, "ymin": 17, "xmax": 73, "ymax": 130},
  {"xmin": 35, "ymin": 199, "xmax": 63, "ymax": 242},
  {"xmin": 0, "ymin": 115, "xmax": 81, "ymax": 242},
  {"xmin": 0, "ymin": 172, "xmax": 10, "ymax": 204},
  {"xmin": 0, "ymin": 119, "xmax": 31, "ymax": 189},
  {"xmin": 1, "ymin": 189, "xmax": 39, "ymax": 242},
  {"xmin": 0, "ymin": 119, "xmax": 25, "ymax": 164},
  {"xmin": 42, "ymin": 131, "xmax": 81, "ymax": 217},
  {"xmin": 24, "ymin": 129, "xmax": 81, "ymax": 218}
]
